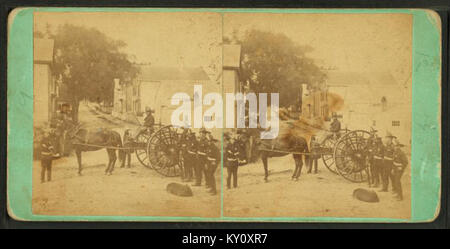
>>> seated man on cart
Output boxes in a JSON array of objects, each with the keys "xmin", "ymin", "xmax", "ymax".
[
  {"xmin": 329, "ymin": 112, "xmax": 342, "ymax": 140},
  {"xmin": 142, "ymin": 107, "xmax": 155, "ymax": 135}
]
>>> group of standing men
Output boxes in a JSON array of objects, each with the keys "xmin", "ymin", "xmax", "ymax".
[
  {"xmin": 178, "ymin": 127, "xmax": 220, "ymax": 195},
  {"xmin": 39, "ymin": 111, "xmax": 74, "ymax": 183},
  {"xmin": 368, "ymin": 129, "xmax": 409, "ymax": 201},
  {"xmin": 178, "ymin": 127, "xmax": 247, "ymax": 195}
]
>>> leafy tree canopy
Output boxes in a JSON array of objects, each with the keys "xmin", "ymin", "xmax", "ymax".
[
  {"xmin": 37, "ymin": 24, "xmax": 139, "ymax": 122},
  {"xmin": 229, "ymin": 29, "xmax": 326, "ymax": 108}
]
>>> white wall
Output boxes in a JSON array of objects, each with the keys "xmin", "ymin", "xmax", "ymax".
[{"xmin": 328, "ymin": 85, "xmax": 411, "ymax": 145}]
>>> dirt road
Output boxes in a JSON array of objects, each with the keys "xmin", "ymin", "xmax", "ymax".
[
  {"xmin": 33, "ymin": 103, "xmax": 410, "ymax": 219},
  {"xmin": 223, "ymin": 155, "xmax": 411, "ymax": 219},
  {"xmin": 32, "ymin": 103, "xmax": 220, "ymax": 217}
]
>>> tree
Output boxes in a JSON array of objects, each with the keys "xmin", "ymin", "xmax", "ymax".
[
  {"xmin": 46, "ymin": 24, "xmax": 139, "ymax": 123},
  {"xmin": 232, "ymin": 29, "xmax": 326, "ymax": 108}
]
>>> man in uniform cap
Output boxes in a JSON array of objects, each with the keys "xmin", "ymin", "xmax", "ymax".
[
  {"xmin": 224, "ymin": 132, "xmax": 239, "ymax": 189},
  {"xmin": 143, "ymin": 107, "xmax": 155, "ymax": 134},
  {"xmin": 205, "ymin": 137, "xmax": 220, "ymax": 195},
  {"xmin": 330, "ymin": 113, "xmax": 342, "ymax": 139},
  {"xmin": 307, "ymin": 135, "xmax": 320, "ymax": 174},
  {"xmin": 40, "ymin": 128, "xmax": 56, "ymax": 183},
  {"xmin": 392, "ymin": 141, "xmax": 408, "ymax": 201},
  {"xmin": 368, "ymin": 127, "xmax": 381, "ymax": 187},
  {"xmin": 193, "ymin": 128, "xmax": 210, "ymax": 186},
  {"xmin": 380, "ymin": 131, "xmax": 396, "ymax": 192},
  {"xmin": 183, "ymin": 131, "xmax": 197, "ymax": 183},
  {"xmin": 120, "ymin": 129, "xmax": 134, "ymax": 168}
]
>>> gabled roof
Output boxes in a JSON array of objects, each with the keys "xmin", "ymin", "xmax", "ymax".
[
  {"xmin": 137, "ymin": 65, "xmax": 210, "ymax": 81},
  {"xmin": 326, "ymin": 71, "xmax": 397, "ymax": 87},
  {"xmin": 34, "ymin": 38, "xmax": 54, "ymax": 63}
]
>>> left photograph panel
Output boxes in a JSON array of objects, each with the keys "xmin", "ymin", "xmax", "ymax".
[{"xmin": 32, "ymin": 11, "xmax": 223, "ymax": 217}]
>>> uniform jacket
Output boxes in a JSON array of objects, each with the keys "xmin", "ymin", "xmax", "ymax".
[
  {"xmin": 330, "ymin": 120, "xmax": 341, "ymax": 133},
  {"xmin": 310, "ymin": 140, "xmax": 320, "ymax": 159},
  {"xmin": 225, "ymin": 141, "xmax": 239, "ymax": 166},
  {"xmin": 185, "ymin": 136, "xmax": 198, "ymax": 157},
  {"xmin": 393, "ymin": 148, "xmax": 408, "ymax": 170},
  {"xmin": 144, "ymin": 114, "xmax": 155, "ymax": 127},
  {"xmin": 207, "ymin": 143, "xmax": 221, "ymax": 166},
  {"xmin": 373, "ymin": 141, "xmax": 384, "ymax": 160},
  {"xmin": 41, "ymin": 136, "xmax": 54, "ymax": 160},
  {"xmin": 197, "ymin": 137, "xmax": 209, "ymax": 157},
  {"xmin": 384, "ymin": 142, "xmax": 395, "ymax": 161},
  {"xmin": 178, "ymin": 131, "xmax": 189, "ymax": 152}
]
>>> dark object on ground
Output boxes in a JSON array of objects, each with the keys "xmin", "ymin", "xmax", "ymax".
[
  {"xmin": 166, "ymin": 182, "xmax": 193, "ymax": 197},
  {"xmin": 353, "ymin": 188, "xmax": 379, "ymax": 203}
]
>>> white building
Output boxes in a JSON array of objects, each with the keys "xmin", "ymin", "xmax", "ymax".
[
  {"xmin": 326, "ymin": 71, "xmax": 411, "ymax": 145},
  {"xmin": 113, "ymin": 65, "xmax": 215, "ymax": 125}
]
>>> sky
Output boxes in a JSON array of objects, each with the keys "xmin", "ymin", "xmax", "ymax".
[
  {"xmin": 223, "ymin": 13, "xmax": 413, "ymax": 88},
  {"xmin": 34, "ymin": 12, "xmax": 223, "ymax": 76},
  {"xmin": 35, "ymin": 11, "xmax": 412, "ymax": 88}
]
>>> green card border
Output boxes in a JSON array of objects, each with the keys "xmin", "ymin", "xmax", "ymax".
[{"xmin": 7, "ymin": 8, "xmax": 441, "ymax": 222}]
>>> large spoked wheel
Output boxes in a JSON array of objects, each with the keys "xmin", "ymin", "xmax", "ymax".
[
  {"xmin": 333, "ymin": 130, "xmax": 371, "ymax": 183},
  {"xmin": 147, "ymin": 125, "xmax": 182, "ymax": 177},
  {"xmin": 135, "ymin": 129, "xmax": 153, "ymax": 169},
  {"xmin": 320, "ymin": 135, "xmax": 340, "ymax": 174}
]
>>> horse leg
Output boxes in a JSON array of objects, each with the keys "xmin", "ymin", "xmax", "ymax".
[
  {"xmin": 105, "ymin": 149, "xmax": 112, "ymax": 175},
  {"xmin": 76, "ymin": 149, "xmax": 83, "ymax": 176},
  {"xmin": 292, "ymin": 157, "xmax": 299, "ymax": 179},
  {"xmin": 262, "ymin": 154, "xmax": 269, "ymax": 182},
  {"xmin": 294, "ymin": 157, "xmax": 304, "ymax": 180},
  {"xmin": 109, "ymin": 149, "xmax": 117, "ymax": 174},
  {"xmin": 306, "ymin": 155, "xmax": 312, "ymax": 173},
  {"xmin": 119, "ymin": 149, "xmax": 125, "ymax": 168},
  {"xmin": 126, "ymin": 152, "xmax": 131, "ymax": 168}
]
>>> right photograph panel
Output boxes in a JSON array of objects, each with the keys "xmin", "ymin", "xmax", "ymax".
[{"xmin": 222, "ymin": 13, "xmax": 412, "ymax": 219}]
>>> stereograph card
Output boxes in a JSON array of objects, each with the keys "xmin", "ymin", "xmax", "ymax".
[{"xmin": 7, "ymin": 8, "xmax": 441, "ymax": 222}]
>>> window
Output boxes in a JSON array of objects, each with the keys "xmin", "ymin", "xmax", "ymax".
[{"xmin": 392, "ymin": 120, "xmax": 400, "ymax": 127}]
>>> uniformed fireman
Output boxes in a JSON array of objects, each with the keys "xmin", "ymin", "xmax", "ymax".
[
  {"xmin": 308, "ymin": 135, "xmax": 320, "ymax": 174},
  {"xmin": 143, "ymin": 107, "xmax": 155, "ymax": 134},
  {"xmin": 380, "ymin": 132, "xmax": 396, "ymax": 192},
  {"xmin": 367, "ymin": 127, "xmax": 380, "ymax": 187},
  {"xmin": 392, "ymin": 141, "xmax": 408, "ymax": 201},
  {"xmin": 225, "ymin": 132, "xmax": 239, "ymax": 189},
  {"xmin": 120, "ymin": 129, "xmax": 133, "ymax": 168},
  {"xmin": 330, "ymin": 113, "xmax": 342, "ymax": 137},
  {"xmin": 40, "ymin": 128, "xmax": 56, "ymax": 183},
  {"xmin": 193, "ymin": 128, "xmax": 209, "ymax": 186},
  {"xmin": 182, "ymin": 131, "xmax": 197, "ymax": 183},
  {"xmin": 205, "ymin": 136, "xmax": 220, "ymax": 195},
  {"xmin": 372, "ymin": 136, "xmax": 384, "ymax": 188},
  {"xmin": 179, "ymin": 127, "xmax": 193, "ymax": 182}
]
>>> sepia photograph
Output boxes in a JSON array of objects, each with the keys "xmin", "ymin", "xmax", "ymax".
[
  {"xmin": 32, "ymin": 11, "xmax": 223, "ymax": 217},
  {"xmin": 32, "ymin": 10, "xmax": 413, "ymax": 219},
  {"xmin": 221, "ymin": 13, "xmax": 412, "ymax": 219}
]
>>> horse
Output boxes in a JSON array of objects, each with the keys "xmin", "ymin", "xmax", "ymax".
[
  {"xmin": 257, "ymin": 131, "xmax": 309, "ymax": 182},
  {"xmin": 66, "ymin": 123, "xmax": 124, "ymax": 175}
]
